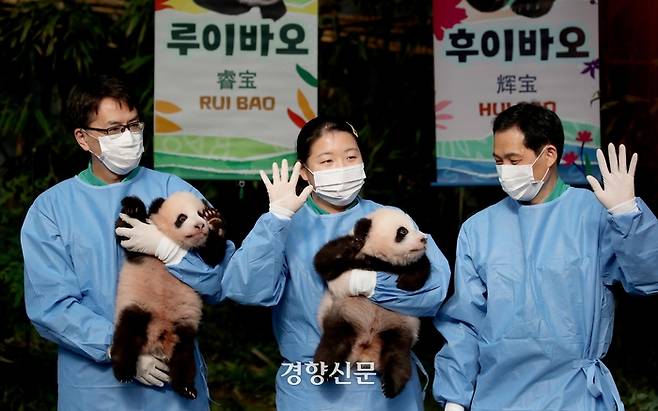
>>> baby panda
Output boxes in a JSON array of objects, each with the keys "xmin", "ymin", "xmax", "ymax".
[
  {"xmin": 111, "ymin": 192, "xmax": 226, "ymax": 400},
  {"xmin": 313, "ymin": 208, "xmax": 430, "ymax": 398}
]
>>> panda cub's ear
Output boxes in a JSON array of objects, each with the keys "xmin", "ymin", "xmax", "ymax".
[
  {"xmin": 148, "ymin": 197, "xmax": 166, "ymax": 215},
  {"xmin": 353, "ymin": 218, "xmax": 372, "ymax": 247}
]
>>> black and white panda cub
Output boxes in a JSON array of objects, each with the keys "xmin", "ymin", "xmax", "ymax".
[
  {"xmin": 313, "ymin": 208, "xmax": 430, "ymax": 398},
  {"xmin": 111, "ymin": 191, "xmax": 226, "ymax": 400}
]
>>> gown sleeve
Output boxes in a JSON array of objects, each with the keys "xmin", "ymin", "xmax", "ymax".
[
  {"xmin": 166, "ymin": 241, "xmax": 236, "ymax": 304},
  {"xmin": 22, "ymin": 202, "xmax": 114, "ymax": 362},
  {"xmin": 599, "ymin": 197, "xmax": 658, "ymax": 295},
  {"xmin": 220, "ymin": 212, "xmax": 291, "ymax": 306},
  {"xmin": 370, "ymin": 235, "xmax": 451, "ymax": 317},
  {"xmin": 432, "ymin": 227, "xmax": 485, "ymax": 408}
]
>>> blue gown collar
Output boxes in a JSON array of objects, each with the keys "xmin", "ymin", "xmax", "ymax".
[
  {"xmin": 305, "ymin": 195, "xmax": 359, "ymax": 215},
  {"xmin": 78, "ymin": 161, "xmax": 141, "ymax": 186}
]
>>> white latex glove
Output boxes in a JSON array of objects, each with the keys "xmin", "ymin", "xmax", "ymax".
[
  {"xmin": 348, "ymin": 269, "xmax": 377, "ymax": 297},
  {"xmin": 259, "ymin": 159, "xmax": 313, "ymax": 219},
  {"xmin": 327, "ymin": 269, "xmax": 377, "ymax": 298},
  {"xmin": 115, "ymin": 214, "xmax": 187, "ymax": 265},
  {"xmin": 586, "ymin": 143, "xmax": 639, "ymax": 215},
  {"xmin": 445, "ymin": 403, "xmax": 465, "ymax": 411},
  {"xmin": 134, "ymin": 353, "xmax": 170, "ymax": 387}
]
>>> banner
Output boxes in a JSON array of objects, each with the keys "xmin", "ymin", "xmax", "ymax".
[
  {"xmin": 433, "ymin": 0, "xmax": 600, "ymax": 185},
  {"xmin": 154, "ymin": 0, "xmax": 318, "ymax": 179}
]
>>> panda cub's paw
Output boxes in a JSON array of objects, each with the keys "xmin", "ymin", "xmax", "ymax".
[
  {"xmin": 119, "ymin": 196, "xmax": 148, "ymax": 221},
  {"xmin": 395, "ymin": 274, "xmax": 424, "ymax": 292},
  {"xmin": 116, "ymin": 196, "xmax": 148, "ymax": 244},
  {"xmin": 172, "ymin": 384, "xmax": 197, "ymax": 400},
  {"xmin": 200, "ymin": 207, "xmax": 225, "ymax": 237},
  {"xmin": 381, "ymin": 372, "xmax": 406, "ymax": 399},
  {"xmin": 110, "ymin": 357, "xmax": 137, "ymax": 384}
]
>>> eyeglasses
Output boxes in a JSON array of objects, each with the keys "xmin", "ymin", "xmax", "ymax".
[{"xmin": 83, "ymin": 121, "xmax": 145, "ymax": 136}]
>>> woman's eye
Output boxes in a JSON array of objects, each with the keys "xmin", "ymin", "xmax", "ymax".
[{"xmin": 321, "ymin": 159, "xmax": 332, "ymax": 164}]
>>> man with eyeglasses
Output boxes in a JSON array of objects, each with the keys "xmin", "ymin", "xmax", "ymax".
[{"xmin": 20, "ymin": 74, "xmax": 235, "ymax": 410}]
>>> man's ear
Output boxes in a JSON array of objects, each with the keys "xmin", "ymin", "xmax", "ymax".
[
  {"xmin": 545, "ymin": 144, "xmax": 559, "ymax": 168},
  {"xmin": 74, "ymin": 128, "xmax": 90, "ymax": 151}
]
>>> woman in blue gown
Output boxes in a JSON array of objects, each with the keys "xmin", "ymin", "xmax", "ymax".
[{"xmin": 222, "ymin": 117, "xmax": 451, "ymax": 410}]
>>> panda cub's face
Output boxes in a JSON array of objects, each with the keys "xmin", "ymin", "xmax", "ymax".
[
  {"xmin": 148, "ymin": 192, "xmax": 210, "ymax": 250},
  {"xmin": 358, "ymin": 208, "xmax": 427, "ymax": 266}
]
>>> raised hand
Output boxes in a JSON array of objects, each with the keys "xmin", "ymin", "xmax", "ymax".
[
  {"xmin": 586, "ymin": 143, "xmax": 638, "ymax": 214},
  {"xmin": 259, "ymin": 159, "xmax": 313, "ymax": 218}
]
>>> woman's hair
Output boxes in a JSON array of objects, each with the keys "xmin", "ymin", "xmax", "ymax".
[{"xmin": 296, "ymin": 116, "xmax": 360, "ymax": 163}]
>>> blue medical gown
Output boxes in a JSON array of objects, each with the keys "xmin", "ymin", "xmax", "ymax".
[
  {"xmin": 21, "ymin": 168, "xmax": 235, "ymax": 411},
  {"xmin": 433, "ymin": 187, "xmax": 658, "ymax": 411},
  {"xmin": 222, "ymin": 199, "xmax": 451, "ymax": 410}
]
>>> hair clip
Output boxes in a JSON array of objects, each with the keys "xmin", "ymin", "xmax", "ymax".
[{"xmin": 346, "ymin": 121, "xmax": 358, "ymax": 138}]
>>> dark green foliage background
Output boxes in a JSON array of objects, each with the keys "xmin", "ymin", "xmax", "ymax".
[{"xmin": 0, "ymin": 1, "xmax": 656, "ymax": 410}]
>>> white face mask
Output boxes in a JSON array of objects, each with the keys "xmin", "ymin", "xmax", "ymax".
[
  {"xmin": 496, "ymin": 146, "xmax": 550, "ymax": 202},
  {"xmin": 87, "ymin": 129, "xmax": 144, "ymax": 175},
  {"xmin": 307, "ymin": 163, "xmax": 366, "ymax": 206}
]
